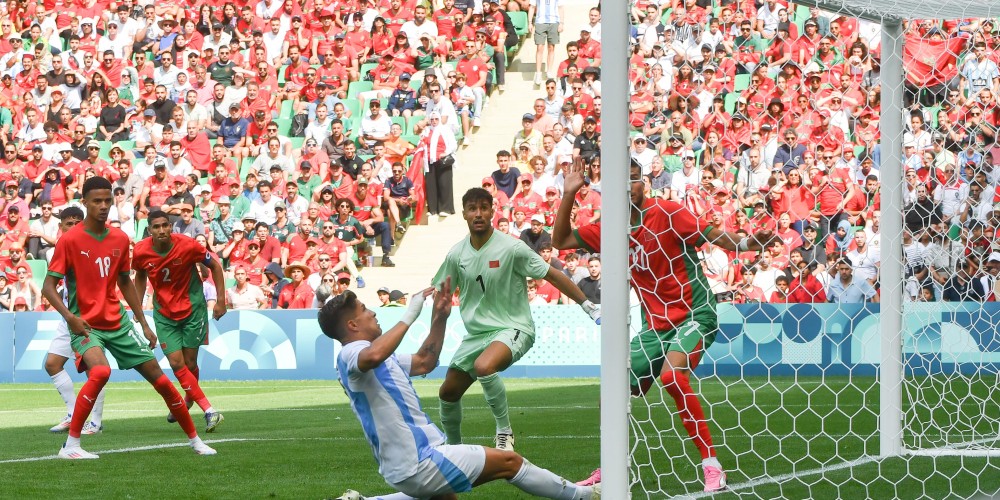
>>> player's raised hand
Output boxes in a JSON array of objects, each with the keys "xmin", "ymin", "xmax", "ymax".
[
  {"xmin": 433, "ymin": 276, "xmax": 453, "ymax": 319},
  {"xmin": 400, "ymin": 287, "xmax": 433, "ymax": 326},
  {"xmin": 141, "ymin": 324, "xmax": 157, "ymax": 349},
  {"xmin": 67, "ymin": 316, "xmax": 91, "ymax": 338},
  {"xmin": 580, "ymin": 299, "xmax": 601, "ymax": 325},
  {"xmin": 563, "ymin": 170, "xmax": 586, "ymax": 195},
  {"xmin": 213, "ymin": 300, "xmax": 228, "ymax": 321},
  {"xmin": 751, "ymin": 229, "xmax": 778, "ymax": 249}
]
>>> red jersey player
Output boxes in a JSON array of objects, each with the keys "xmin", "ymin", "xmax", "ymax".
[
  {"xmin": 133, "ymin": 211, "xmax": 228, "ymax": 432},
  {"xmin": 43, "ymin": 177, "xmax": 216, "ymax": 459},
  {"xmin": 551, "ymin": 163, "xmax": 774, "ymax": 492}
]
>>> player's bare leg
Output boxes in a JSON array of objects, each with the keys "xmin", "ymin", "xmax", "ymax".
[
  {"xmin": 438, "ymin": 368, "xmax": 476, "ymax": 445},
  {"xmin": 133, "ymin": 359, "xmax": 217, "ymax": 455},
  {"xmin": 659, "ymin": 348, "xmax": 725, "ymax": 492},
  {"xmin": 164, "ymin": 346, "xmax": 223, "ymax": 432},
  {"xmin": 473, "ymin": 341, "xmax": 517, "ymax": 451},
  {"xmin": 58, "ymin": 348, "xmax": 110, "ymax": 459}
]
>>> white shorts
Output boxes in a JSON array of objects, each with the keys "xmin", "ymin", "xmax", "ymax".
[
  {"xmin": 389, "ymin": 444, "xmax": 486, "ymax": 497},
  {"xmin": 47, "ymin": 322, "xmax": 73, "ymax": 359}
]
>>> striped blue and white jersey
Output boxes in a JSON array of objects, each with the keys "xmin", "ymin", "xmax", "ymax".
[{"xmin": 337, "ymin": 340, "xmax": 446, "ymax": 483}]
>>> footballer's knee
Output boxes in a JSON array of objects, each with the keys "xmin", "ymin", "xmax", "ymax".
[
  {"xmin": 472, "ymin": 360, "xmax": 500, "ymax": 378},
  {"xmin": 88, "ymin": 365, "xmax": 111, "ymax": 383},
  {"xmin": 166, "ymin": 355, "xmax": 186, "ymax": 372},
  {"xmin": 44, "ymin": 354, "xmax": 65, "ymax": 375},
  {"xmin": 439, "ymin": 384, "xmax": 462, "ymax": 402}
]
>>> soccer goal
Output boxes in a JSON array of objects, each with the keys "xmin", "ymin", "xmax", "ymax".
[{"xmin": 600, "ymin": 0, "xmax": 1000, "ymax": 497}]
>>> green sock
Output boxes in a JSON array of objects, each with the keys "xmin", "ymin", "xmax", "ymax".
[
  {"xmin": 439, "ymin": 399, "xmax": 463, "ymax": 444},
  {"xmin": 479, "ymin": 373, "xmax": 512, "ymax": 434}
]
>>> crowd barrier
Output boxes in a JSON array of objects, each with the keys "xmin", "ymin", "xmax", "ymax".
[{"xmin": 2, "ymin": 304, "xmax": 999, "ymax": 383}]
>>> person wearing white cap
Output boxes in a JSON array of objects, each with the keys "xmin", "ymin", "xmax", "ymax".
[
  {"xmin": 631, "ymin": 134, "xmax": 656, "ymax": 175},
  {"xmin": 669, "ymin": 149, "xmax": 702, "ymax": 202}
]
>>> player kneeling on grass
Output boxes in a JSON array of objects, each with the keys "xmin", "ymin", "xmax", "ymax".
[
  {"xmin": 321, "ymin": 280, "xmax": 600, "ymax": 500},
  {"xmin": 45, "ymin": 207, "xmax": 107, "ymax": 436},
  {"xmin": 133, "ymin": 210, "xmax": 228, "ymax": 432},
  {"xmin": 43, "ymin": 177, "xmax": 217, "ymax": 459},
  {"xmin": 551, "ymin": 163, "xmax": 775, "ymax": 492}
]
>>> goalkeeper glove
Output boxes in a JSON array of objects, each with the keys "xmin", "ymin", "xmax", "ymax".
[
  {"xmin": 400, "ymin": 291, "xmax": 428, "ymax": 326},
  {"xmin": 581, "ymin": 300, "xmax": 601, "ymax": 325}
]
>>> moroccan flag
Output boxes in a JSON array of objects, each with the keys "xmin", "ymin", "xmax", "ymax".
[
  {"xmin": 903, "ymin": 34, "xmax": 966, "ymax": 87},
  {"xmin": 408, "ymin": 142, "xmax": 428, "ymax": 223}
]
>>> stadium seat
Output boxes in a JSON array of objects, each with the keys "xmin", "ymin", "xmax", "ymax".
[
  {"xmin": 290, "ymin": 137, "xmax": 305, "ymax": 150},
  {"xmin": 360, "ymin": 62, "xmax": 378, "ymax": 79},
  {"xmin": 279, "ymin": 99, "xmax": 294, "ymax": 120},
  {"xmin": 734, "ymin": 74, "xmax": 751, "ymax": 92},
  {"xmin": 276, "ymin": 117, "xmax": 292, "ymax": 136},
  {"xmin": 135, "ymin": 218, "xmax": 148, "ymax": 240},
  {"xmin": 239, "ymin": 157, "xmax": 255, "ymax": 180},
  {"xmin": 509, "ymin": 11, "xmax": 529, "ymax": 37},
  {"xmin": 391, "ymin": 116, "xmax": 406, "ymax": 131},
  {"xmin": 347, "ymin": 81, "xmax": 373, "ymax": 101},
  {"xmin": 409, "ymin": 78, "xmax": 422, "ymax": 92},
  {"xmin": 343, "ymin": 99, "xmax": 361, "ymax": 118},
  {"xmin": 27, "ymin": 259, "xmax": 46, "ymax": 290},
  {"xmin": 725, "ymin": 93, "xmax": 739, "ymax": 114}
]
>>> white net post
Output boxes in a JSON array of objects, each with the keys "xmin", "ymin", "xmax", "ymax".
[
  {"xmin": 879, "ymin": 19, "xmax": 905, "ymax": 458},
  {"xmin": 600, "ymin": 0, "xmax": 632, "ymax": 498}
]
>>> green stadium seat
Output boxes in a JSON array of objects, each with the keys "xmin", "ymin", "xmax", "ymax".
[
  {"xmin": 360, "ymin": 62, "xmax": 378, "ymax": 79},
  {"xmin": 734, "ymin": 74, "xmax": 751, "ymax": 92},
  {"xmin": 135, "ymin": 218, "xmax": 148, "ymax": 240},
  {"xmin": 725, "ymin": 93, "xmax": 739, "ymax": 114},
  {"xmin": 28, "ymin": 259, "xmax": 46, "ymax": 290},
  {"xmin": 391, "ymin": 116, "xmax": 406, "ymax": 131},
  {"xmin": 347, "ymin": 81, "xmax": 373, "ymax": 101},
  {"xmin": 279, "ymin": 99, "xmax": 294, "ymax": 120},
  {"xmin": 290, "ymin": 137, "xmax": 305, "ymax": 150},
  {"xmin": 239, "ymin": 156, "xmax": 255, "ymax": 180},
  {"xmin": 343, "ymin": 99, "xmax": 361, "ymax": 118},
  {"xmin": 275, "ymin": 117, "xmax": 292, "ymax": 136},
  {"xmin": 509, "ymin": 11, "xmax": 528, "ymax": 37},
  {"xmin": 401, "ymin": 133, "xmax": 420, "ymax": 146}
]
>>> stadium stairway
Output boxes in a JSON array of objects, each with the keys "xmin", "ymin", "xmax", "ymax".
[{"xmin": 353, "ymin": 0, "xmax": 591, "ymax": 304}]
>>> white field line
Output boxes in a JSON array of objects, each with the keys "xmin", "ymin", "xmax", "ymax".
[
  {"xmin": 0, "ymin": 435, "xmax": 599, "ymax": 464},
  {"xmin": 684, "ymin": 435, "xmax": 1000, "ymax": 498}
]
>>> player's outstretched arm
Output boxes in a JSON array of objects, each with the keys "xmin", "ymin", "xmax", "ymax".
[
  {"xmin": 552, "ymin": 171, "xmax": 587, "ymax": 250},
  {"xmin": 207, "ymin": 258, "xmax": 228, "ymax": 320},
  {"xmin": 704, "ymin": 226, "xmax": 775, "ymax": 253},
  {"xmin": 546, "ymin": 267, "xmax": 601, "ymax": 323},
  {"xmin": 409, "ymin": 277, "xmax": 453, "ymax": 376},
  {"xmin": 356, "ymin": 287, "xmax": 434, "ymax": 372},
  {"xmin": 118, "ymin": 273, "xmax": 156, "ymax": 349}
]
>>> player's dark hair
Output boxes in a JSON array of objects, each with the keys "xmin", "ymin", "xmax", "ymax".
[
  {"xmin": 148, "ymin": 210, "xmax": 170, "ymax": 226},
  {"xmin": 57, "ymin": 206, "xmax": 84, "ymax": 221},
  {"xmin": 462, "ymin": 188, "xmax": 492, "ymax": 208},
  {"xmin": 82, "ymin": 176, "xmax": 113, "ymax": 197},
  {"xmin": 318, "ymin": 290, "xmax": 359, "ymax": 341}
]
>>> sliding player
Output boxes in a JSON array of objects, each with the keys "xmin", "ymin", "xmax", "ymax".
[
  {"xmin": 44, "ymin": 207, "xmax": 107, "ymax": 435},
  {"xmin": 43, "ymin": 177, "xmax": 216, "ymax": 459},
  {"xmin": 433, "ymin": 188, "xmax": 600, "ymax": 452},
  {"xmin": 133, "ymin": 210, "xmax": 228, "ymax": 432},
  {"xmin": 551, "ymin": 163, "xmax": 774, "ymax": 492},
  {"xmin": 322, "ymin": 281, "xmax": 601, "ymax": 500}
]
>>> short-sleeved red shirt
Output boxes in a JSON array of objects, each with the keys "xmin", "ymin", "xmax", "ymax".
[
  {"xmin": 48, "ymin": 224, "xmax": 131, "ymax": 331},
  {"xmin": 573, "ymin": 198, "xmax": 714, "ymax": 331},
  {"xmin": 278, "ymin": 281, "xmax": 314, "ymax": 309},
  {"xmin": 132, "ymin": 233, "xmax": 210, "ymax": 321}
]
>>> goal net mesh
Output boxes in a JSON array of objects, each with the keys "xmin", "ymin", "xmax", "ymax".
[{"xmin": 619, "ymin": 0, "xmax": 1000, "ymax": 496}]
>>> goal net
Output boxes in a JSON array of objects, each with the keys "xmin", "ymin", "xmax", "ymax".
[{"xmin": 600, "ymin": 0, "xmax": 1000, "ymax": 497}]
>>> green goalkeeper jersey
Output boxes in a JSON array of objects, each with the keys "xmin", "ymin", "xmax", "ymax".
[{"xmin": 433, "ymin": 231, "xmax": 550, "ymax": 336}]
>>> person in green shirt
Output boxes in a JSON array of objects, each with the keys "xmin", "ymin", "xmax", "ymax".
[
  {"xmin": 433, "ymin": 188, "xmax": 600, "ymax": 453},
  {"xmin": 227, "ymin": 181, "xmax": 251, "ymax": 220},
  {"xmin": 296, "ymin": 161, "xmax": 323, "ymax": 197},
  {"xmin": 332, "ymin": 198, "xmax": 371, "ymax": 267}
]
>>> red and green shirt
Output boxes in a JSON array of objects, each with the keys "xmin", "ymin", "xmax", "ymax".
[
  {"xmin": 132, "ymin": 233, "xmax": 211, "ymax": 321},
  {"xmin": 47, "ymin": 225, "xmax": 131, "ymax": 331},
  {"xmin": 574, "ymin": 198, "xmax": 715, "ymax": 331}
]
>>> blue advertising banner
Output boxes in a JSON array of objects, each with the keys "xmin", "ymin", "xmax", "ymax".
[{"xmin": 3, "ymin": 303, "xmax": 1000, "ymax": 382}]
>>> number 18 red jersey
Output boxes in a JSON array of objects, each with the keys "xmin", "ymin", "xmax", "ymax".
[{"xmin": 47, "ymin": 224, "xmax": 132, "ymax": 331}]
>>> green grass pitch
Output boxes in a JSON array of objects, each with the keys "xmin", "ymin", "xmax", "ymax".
[{"xmin": 1, "ymin": 377, "xmax": 998, "ymax": 499}]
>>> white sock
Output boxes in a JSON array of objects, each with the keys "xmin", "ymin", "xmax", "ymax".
[
  {"xmin": 205, "ymin": 406, "xmax": 215, "ymax": 414},
  {"xmin": 703, "ymin": 457, "xmax": 722, "ymax": 469},
  {"xmin": 189, "ymin": 436, "xmax": 204, "ymax": 447},
  {"xmin": 370, "ymin": 494, "xmax": 419, "ymax": 500},
  {"xmin": 508, "ymin": 458, "xmax": 593, "ymax": 500},
  {"xmin": 51, "ymin": 370, "xmax": 75, "ymax": 414},
  {"xmin": 90, "ymin": 389, "xmax": 106, "ymax": 426},
  {"xmin": 65, "ymin": 435, "xmax": 80, "ymax": 448}
]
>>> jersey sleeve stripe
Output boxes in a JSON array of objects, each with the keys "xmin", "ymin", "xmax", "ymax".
[
  {"xmin": 700, "ymin": 225, "xmax": 716, "ymax": 246},
  {"xmin": 572, "ymin": 229, "xmax": 596, "ymax": 253},
  {"xmin": 46, "ymin": 270, "xmax": 64, "ymax": 279}
]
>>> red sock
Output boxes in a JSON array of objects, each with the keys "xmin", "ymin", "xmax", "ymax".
[
  {"xmin": 152, "ymin": 374, "xmax": 197, "ymax": 439},
  {"xmin": 68, "ymin": 366, "xmax": 111, "ymax": 438},
  {"xmin": 660, "ymin": 370, "xmax": 716, "ymax": 459},
  {"xmin": 191, "ymin": 366, "xmax": 200, "ymax": 380},
  {"xmin": 174, "ymin": 366, "xmax": 211, "ymax": 412}
]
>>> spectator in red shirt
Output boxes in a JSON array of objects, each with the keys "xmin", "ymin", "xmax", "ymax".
[{"xmin": 278, "ymin": 263, "xmax": 315, "ymax": 309}]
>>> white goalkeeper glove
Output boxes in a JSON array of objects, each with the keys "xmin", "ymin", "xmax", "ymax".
[
  {"xmin": 400, "ymin": 291, "xmax": 428, "ymax": 326},
  {"xmin": 580, "ymin": 300, "xmax": 601, "ymax": 325}
]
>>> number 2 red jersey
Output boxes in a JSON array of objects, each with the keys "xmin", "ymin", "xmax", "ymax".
[
  {"xmin": 132, "ymin": 233, "xmax": 211, "ymax": 321},
  {"xmin": 47, "ymin": 224, "xmax": 132, "ymax": 331},
  {"xmin": 573, "ymin": 198, "xmax": 716, "ymax": 331}
]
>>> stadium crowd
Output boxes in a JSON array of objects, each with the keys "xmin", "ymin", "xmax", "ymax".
[
  {"xmin": 476, "ymin": 2, "xmax": 1000, "ymax": 305},
  {"xmin": 1, "ymin": 0, "xmax": 1000, "ymax": 313},
  {"xmin": 0, "ymin": 0, "xmax": 538, "ymax": 311}
]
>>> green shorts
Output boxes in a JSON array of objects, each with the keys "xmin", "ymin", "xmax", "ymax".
[
  {"xmin": 630, "ymin": 313, "xmax": 717, "ymax": 388},
  {"xmin": 450, "ymin": 328, "xmax": 534, "ymax": 375},
  {"xmin": 154, "ymin": 308, "xmax": 209, "ymax": 356},
  {"xmin": 533, "ymin": 22, "xmax": 560, "ymax": 45},
  {"xmin": 71, "ymin": 321, "xmax": 156, "ymax": 371}
]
